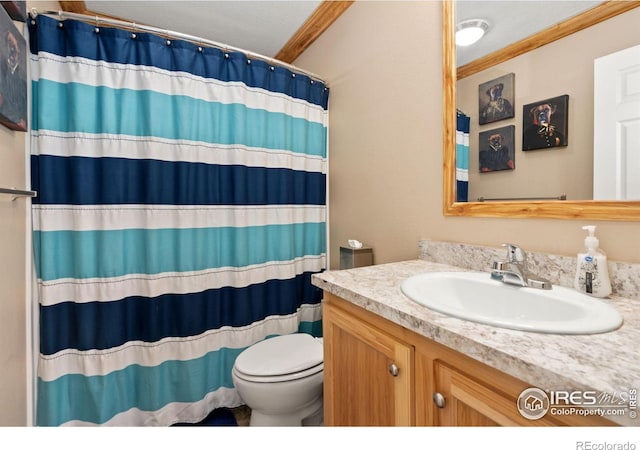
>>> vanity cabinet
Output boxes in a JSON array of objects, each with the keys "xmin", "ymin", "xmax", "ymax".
[
  {"xmin": 322, "ymin": 296, "xmax": 414, "ymax": 425},
  {"xmin": 322, "ymin": 293, "xmax": 614, "ymax": 427}
]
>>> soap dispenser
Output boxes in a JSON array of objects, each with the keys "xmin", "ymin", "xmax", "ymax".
[{"xmin": 574, "ymin": 225, "xmax": 611, "ymax": 298}]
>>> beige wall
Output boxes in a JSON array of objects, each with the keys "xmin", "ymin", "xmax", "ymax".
[
  {"xmin": 294, "ymin": 0, "xmax": 640, "ymax": 269},
  {"xmin": 0, "ymin": 124, "xmax": 28, "ymax": 426},
  {"xmin": 0, "ymin": 0, "xmax": 58, "ymax": 427},
  {"xmin": 457, "ymin": 8, "xmax": 640, "ymax": 201},
  {"xmin": 0, "ymin": 10, "xmax": 28, "ymax": 427}
]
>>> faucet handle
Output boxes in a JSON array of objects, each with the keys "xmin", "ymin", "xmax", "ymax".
[{"xmin": 501, "ymin": 243, "xmax": 526, "ymax": 264}]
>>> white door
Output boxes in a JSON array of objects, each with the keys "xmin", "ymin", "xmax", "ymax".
[{"xmin": 593, "ymin": 44, "xmax": 640, "ymax": 200}]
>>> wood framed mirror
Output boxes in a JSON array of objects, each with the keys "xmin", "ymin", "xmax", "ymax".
[{"xmin": 442, "ymin": 0, "xmax": 640, "ymax": 220}]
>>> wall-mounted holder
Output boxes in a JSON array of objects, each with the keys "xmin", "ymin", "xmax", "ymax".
[
  {"xmin": 0, "ymin": 187, "xmax": 37, "ymax": 201},
  {"xmin": 477, "ymin": 194, "xmax": 566, "ymax": 202}
]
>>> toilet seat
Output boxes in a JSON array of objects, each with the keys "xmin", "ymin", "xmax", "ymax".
[
  {"xmin": 233, "ymin": 362, "xmax": 323, "ymax": 383},
  {"xmin": 233, "ymin": 333, "xmax": 323, "ymax": 383}
]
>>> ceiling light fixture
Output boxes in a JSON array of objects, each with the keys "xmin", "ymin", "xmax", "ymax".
[{"xmin": 455, "ymin": 19, "xmax": 489, "ymax": 47}]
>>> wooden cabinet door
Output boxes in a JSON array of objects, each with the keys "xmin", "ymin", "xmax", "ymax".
[
  {"xmin": 434, "ymin": 362, "xmax": 558, "ymax": 426},
  {"xmin": 323, "ymin": 301, "xmax": 414, "ymax": 426}
]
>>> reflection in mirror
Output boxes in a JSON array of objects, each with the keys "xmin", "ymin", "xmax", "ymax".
[
  {"xmin": 456, "ymin": 1, "xmax": 640, "ymax": 202},
  {"xmin": 442, "ymin": 0, "xmax": 640, "ymax": 220},
  {"xmin": 456, "ymin": 2, "xmax": 601, "ymax": 68}
]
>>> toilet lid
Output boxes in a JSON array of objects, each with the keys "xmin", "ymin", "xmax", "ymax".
[{"xmin": 234, "ymin": 333, "xmax": 323, "ymax": 377}]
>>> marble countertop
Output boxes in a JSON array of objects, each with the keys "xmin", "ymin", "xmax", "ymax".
[{"xmin": 312, "ymin": 259, "xmax": 640, "ymax": 426}]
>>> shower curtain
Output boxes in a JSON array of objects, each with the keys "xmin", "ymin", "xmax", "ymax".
[
  {"xmin": 29, "ymin": 15, "xmax": 328, "ymax": 426},
  {"xmin": 456, "ymin": 111, "xmax": 470, "ymax": 202}
]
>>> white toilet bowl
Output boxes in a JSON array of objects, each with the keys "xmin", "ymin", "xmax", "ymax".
[{"xmin": 231, "ymin": 333, "xmax": 324, "ymax": 426}]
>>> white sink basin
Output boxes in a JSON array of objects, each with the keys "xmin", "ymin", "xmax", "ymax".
[{"xmin": 400, "ymin": 271, "xmax": 623, "ymax": 334}]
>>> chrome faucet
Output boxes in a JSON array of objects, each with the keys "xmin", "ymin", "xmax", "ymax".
[{"xmin": 491, "ymin": 243, "xmax": 552, "ymax": 290}]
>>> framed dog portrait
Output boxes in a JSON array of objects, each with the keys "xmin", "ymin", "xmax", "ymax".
[
  {"xmin": 479, "ymin": 125, "xmax": 515, "ymax": 173},
  {"xmin": 478, "ymin": 73, "xmax": 515, "ymax": 125},
  {"xmin": 0, "ymin": 5, "xmax": 26, "ymax": 131},
  {"xmin": 522, "ymin": 95, "xmax": 569, "ymax": 151}
]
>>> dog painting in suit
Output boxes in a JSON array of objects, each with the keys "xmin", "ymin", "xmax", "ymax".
[
  {"xmin": 522, "ymin": 95, "xmax": 568, "ymax": 151},
  {"xmin": 480, "ymin": 83, "xmax": 514, "ymax": 125},
  {"xmin": 479, "ymin": 126, "xmax": 515, "ymax": 173},
  {"xmin": 478, "ymin": 73, "xmax": 515, "ymax": 125}
]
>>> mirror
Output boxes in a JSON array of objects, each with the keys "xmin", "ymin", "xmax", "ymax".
[{"xmin": 442, "ymin": 0, "xmax": 640, "ymax": 220}]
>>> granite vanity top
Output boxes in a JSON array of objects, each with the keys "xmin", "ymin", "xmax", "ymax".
[{"xmin": 312, "ymin": 259, "xmax": 640, "ymax": 426}]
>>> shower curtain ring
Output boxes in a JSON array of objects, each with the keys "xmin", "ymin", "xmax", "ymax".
[{"xmin": 132, "ymin": 22, "xmax": 137, "ymax": 39}]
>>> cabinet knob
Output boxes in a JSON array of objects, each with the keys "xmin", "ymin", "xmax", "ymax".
[
  {"xmin": 433, "ymin": 392, "xmax": 446, "ymax": 408},
  {"xmin": 388, "ymin": 363, "xmax": 399, "ymax": 377}
]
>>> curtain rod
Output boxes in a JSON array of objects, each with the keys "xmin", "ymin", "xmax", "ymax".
[{"xmin": 29, "ymin": 8, "xmax": 328, "ymax": 85}]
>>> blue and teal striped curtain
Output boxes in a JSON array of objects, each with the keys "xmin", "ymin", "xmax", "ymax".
[
  {"xmin": 456, "ymin": 111, "xmax": 470, "ymax": 202},
  {"xmin": 29, "ymin": 15, "xmax": 328, "ymax": 426}
]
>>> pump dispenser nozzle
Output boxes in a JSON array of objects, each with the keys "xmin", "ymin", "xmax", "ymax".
[{"xmin": 581, "ymin": 225, "xmax": 600, "ymax": 254}]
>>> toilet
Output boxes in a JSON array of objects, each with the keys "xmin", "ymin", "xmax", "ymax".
[{"xmin": 232, "ymin": 333, "xmax": 324, "ymax": 426}]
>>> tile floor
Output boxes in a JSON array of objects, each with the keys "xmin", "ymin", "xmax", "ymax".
[{"xmin": 231, "ymin": 405, "xmax": 251, "ymax": 426}]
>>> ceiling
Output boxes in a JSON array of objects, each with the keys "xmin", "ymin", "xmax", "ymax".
[
  {"xmin": 84, "ymin": 1, "xmax": 321, "ymax": 58},
  {"xmin": 56, "ymin": 1, "xmax": 353, "ymax": 64},
  {"xmin": 53, "ymin": 1, "xmax": 605, "ymax": 68},
  {"xmin": 456, "ymin": 1, "xmax": 604, "ymax": 66}
]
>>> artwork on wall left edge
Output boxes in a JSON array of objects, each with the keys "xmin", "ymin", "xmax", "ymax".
[
  {"xmin": 0, "ymin": 4, "xmax": 27, "ymax": 131},
  {"xmin": 1, "ymin": 2, "xmax": 26, "ymax": 22}
]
